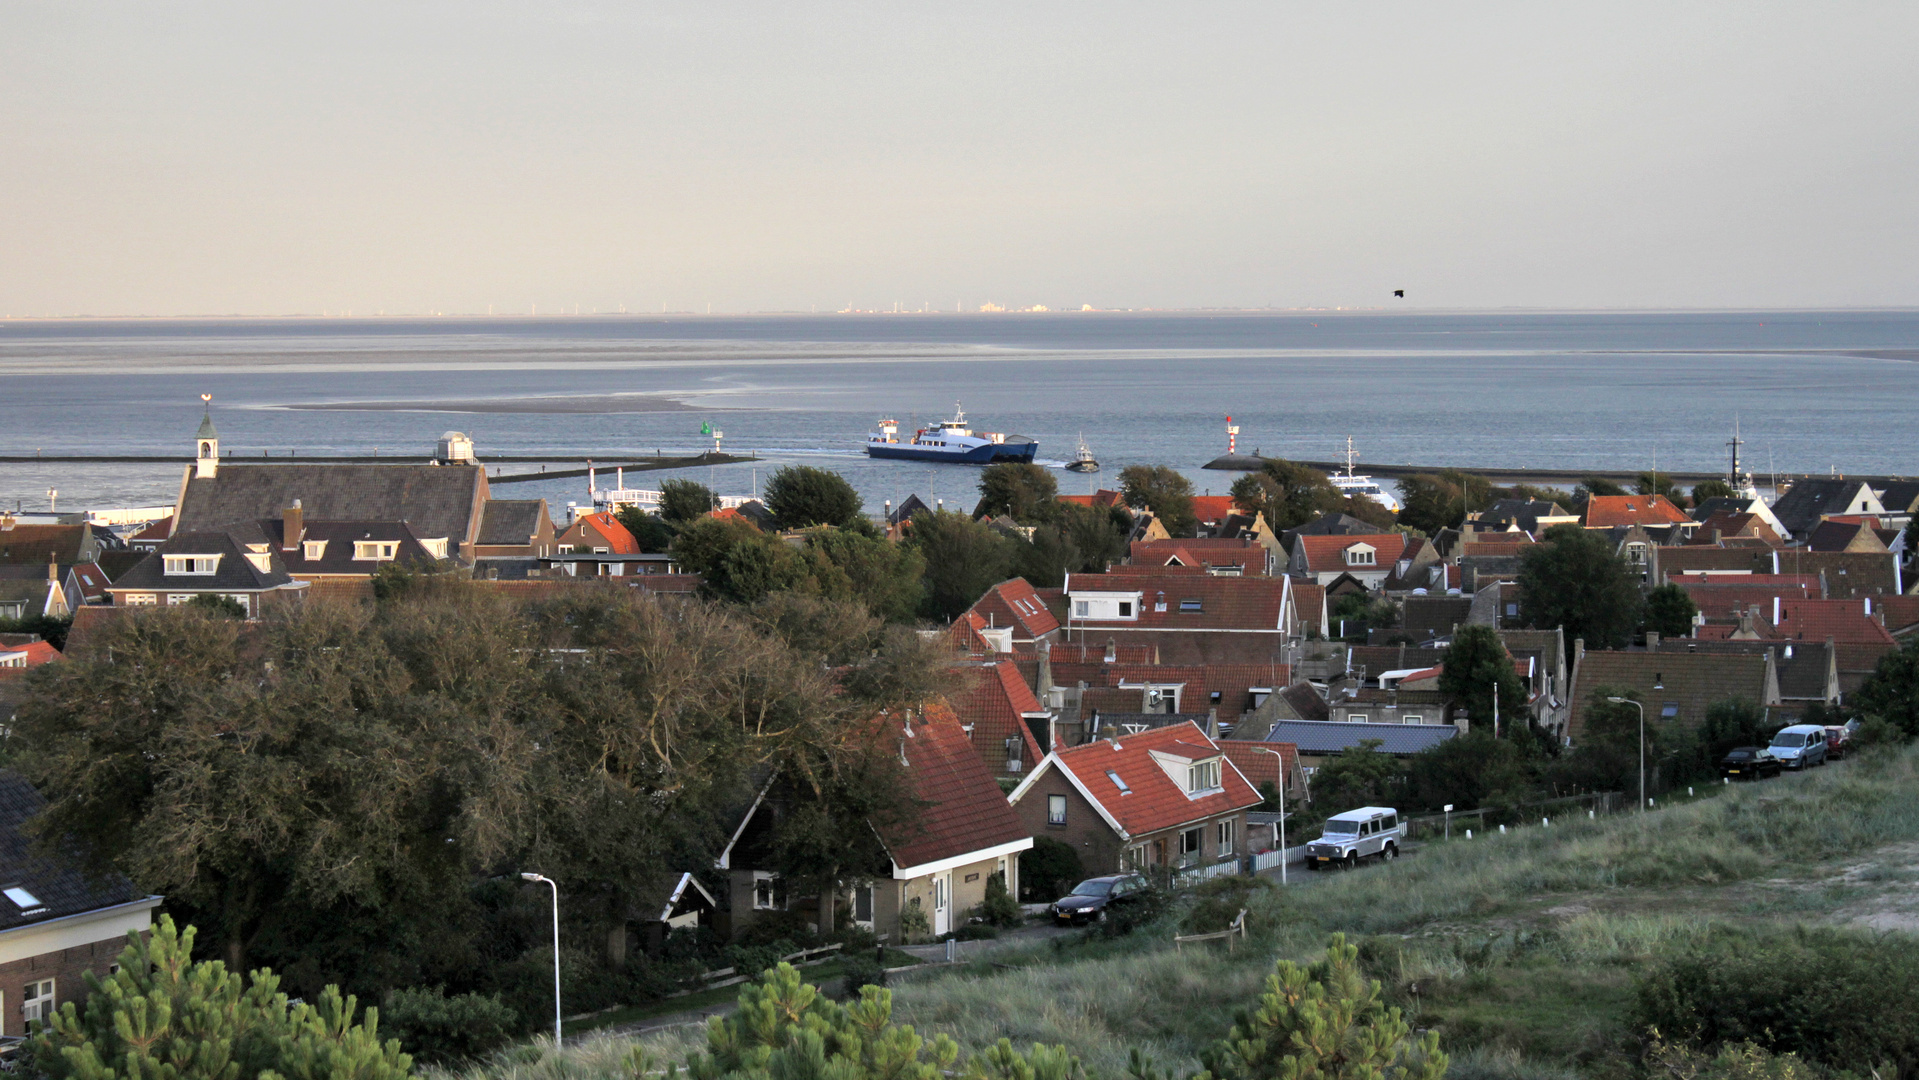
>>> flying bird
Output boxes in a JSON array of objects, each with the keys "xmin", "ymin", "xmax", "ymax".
[{"xmin": 1393, "ymin": 290, "xmax": 1405, "ymax": 298}]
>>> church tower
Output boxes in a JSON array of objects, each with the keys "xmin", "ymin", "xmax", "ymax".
[{"xmin": 195, "ymin": 394, "xmax": 219, "ymax": 479}]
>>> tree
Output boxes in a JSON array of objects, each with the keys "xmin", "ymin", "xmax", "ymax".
[
  {"xmin": 1331, "ymin": 593, "xmax": 1399, "ymax": 639},
  {"xmin": 1552, "ymin": 687, "xmax": 1658, "ymax": 795},
  {"xmin": 1645, "ymin": 583, "xmax": 1699, "ymax": 639},
  {"xmin": 1852, "ymin": 638, "xmax": 1919, "ymax": 738},
  {"xmin": 1308, "ymin": 740, "xmax": 1401, "ymax": 815},
  {"xmin": 1397, "ymin": 470, "xmax": 1491, "ymax": 535},
  {"xmin": 614, "ymin": 505, "xmax": 676, "ymax": 551},
  {"xmin": 1118, "ymin": 465, "xmax": 1196, "ymax": 537},
  {"xmin": 974, "ymin": 463, "xmax": 1060, "ymax": 524},
  {"xmin": 1236, "ymin": 459, "xmax": 1348, "ymax": 531},
  {"xmin": 1575, "ymin": 475, "xmax": 1629, "ymax": 501},
  {"xmin": 906, "ymin": 510, "xmax": 1015, "ymax": 621},
  {"xmin": 185, "ymin": 593, "xmax": 248, "ymax": 619},
  {"xmin": 799, "ymin": 526, "xmax": 925, "ymax": 622},
  {"xmin": 1194, "ymin": 933, "xmax": 1447, "ymax": 1080},
  {"xmin": 1517, "ymin": 524, "xmax": 1644, "ymax": 649},
  {"xmin": 659, "ymin": 478, "xmax": 718, "ymax": 524},
  {"xmin": 32, "ymin": 916, "xmax": 412, "ymax": 1080},
  {"xmin": 1691, "ymin": 479, "xmax": 1735, "ymax": 505},
  {"xmin": 1055, "ymin": 501, "xmax": 1131, "ymax": 573},
  {"xmin": 1020, "ymin": 837, "xmax": 1085, "ymax": 903},
  {"xmin": 1437, "ymin": 625, "xmax": 1530, "ymax": 734},
  {"xmin": 672, "ymin": 514, "xmax": 808, "ymax": 604},
  {"xmin": 1406, "ymin": 732, "xmax": 1536, "ymax": 813},
  {"xmin": 764, "ymin": 465, "xmax": 864, "ymax": 529},
  {"xmin": 1501, "ymin": 483, "xmax": 1576, "ymax": 507},
  {"xmin": 1637, "ymin": 471, "xmax": 1683, "ymax": 505}
]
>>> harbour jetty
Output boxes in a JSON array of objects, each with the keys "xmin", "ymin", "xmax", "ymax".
[{"xmin": 1204, "ymin": 454, "xmax": 1755, "ymax": 489}]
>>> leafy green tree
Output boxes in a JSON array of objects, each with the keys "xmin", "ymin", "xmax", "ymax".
[
  {"xmin": 764, "ymin": 465, "xmax": 864, "ymax": 529},
  {"xmin": 975, "ymin": 463, "xmax": 1060, "ymax": 524},
  {"xmin": 1405, "ymin": 732, "xmax": 1536, "ymax": 813},
  {"xmin": 1637, "ymin": 471, "xmax": 1683, "ymax": 504},
  {"xmin": 379, "ymin": 986, "xmax": 517, "ymax": 1066},
  {"xmin": 1437, "ymin": 624, "xmax": 1530, "ymax": 734},
  {"xmin": 1331, "ymin": 593, "xmax": 1399, "ymax": 639},
  {"xmin": 1309, "ymin": 740, "xmax": 1402, "ymax": 815},
  {"xmin": 906, "ymin": 509, "xmax": 1015, "ymax": 621},
  {"xmin": 1554, "ymin": 687, "xmax": 1660, "ymax": 795},
  {"xmin": 799, "ymin": 526, "xmax": 925, "ymax": 622},
  {"xmin": 1193, "ymin": 932, "xmax": 1447, "ymax": 1080},
  {"xmin": 659, "ymin": 478, "xmax": 718, "ymax": 524},
  {"xmin": 1019, "ymin": 837, "xmax": 1085, "ymax": 902},
  {"xmin": 1690, "ymin": 479, "xmax": 1736, "ymax": 505},
  {"xmin": 1054, "ymin": 501, "xmax": 1131, "ymax": 573},
  {"xmin": 614, "ymin": 505, "xmax": 676, "ymax": 551},
  {"xmin": 672, "ymin": 514, "xmax": 808, "ymax": 604},
  {"xmin": 1237, "ymin": 459, "xmax": 1349, "ymax": 531},
  {"xmin": 1340, "ymin": 493, "xmax": 1399, "ymax": 532},
  {"xmin": 0, "ymin": 613, "xmax": 71, "ymax": 650},
  {"xmin": 185, "ymin": 593, "xmax": 248, "ymax": 619},
  {"xmin": 1644, "ymin": 583, "xmax": 1699, "ymax": 639},
  {"xmin": 1118, "ymin": 465, "xmax": 1197, "ymax": 537},
  {"xmin": 1397, "ymin": 470, "xmax": 1491, "ymax": 535},
  {"xmin": 1576, "ymin": 476, "xmax": 1629, "ymax": 499},
  {"xmin": 1517, "ymin": 524, "xmax": 1644, "ymax": 649},
  {"xmin": 1500, "ymin": 483, "xmax": 1576, "ymax": 507},
  {"xmin": 32, "ymin": 916, "xmax": 412, "ymax": 1080},
  {"xmin": 1697, "ymin": 697, "xmax": 1769, "ymax": 760},
  {"xmin": 1852, "ymin": 638, "xmax": 1919, "ymax": 738}
]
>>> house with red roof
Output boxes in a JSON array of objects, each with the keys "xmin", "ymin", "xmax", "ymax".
[
  {"xmin": 1217, "ymin": 740, "xmax": 1304, "ymax": 808},
  {"xmin": 1129, "ymin": 537, "xmax": 1276, "ymax": 576},
  {"xmin": 1008, "ymin": 721, "xmax": 1262, "ymax": 880},
  {"xmin": 1060, "ymin": 571, "xmax": 1301, "ymax": 665},
  {"xmin": 0, "ymin": 640, "xmax": 61, "ymax": 670},
  {"xmin": 1582, "ymin": 495, "xmax": 1695, "ymax": 532},
  {"xmin": 964, "ymin": 578, "xmax": 1061, "ymax": 649},
  {"xmin": 952, "ymin": 659, "xmax": 1051, "ymax": 777},
  {"xmin": 1287, "ymin": 533, "xmax": 1421, "ymax": 589},
  {"xmin": 556, "ymin": 511, "xmax": 641, "ymax": 556},
  {"xmin": 719, "ymin": 706, "xmax": 1032, "ymax": 941}
]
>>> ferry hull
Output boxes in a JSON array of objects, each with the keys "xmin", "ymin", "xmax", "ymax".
[
  {"xmin": 989, "ymin": 442, "xmax": 1039, "ymax": 463},
  {"xmin": 866, "ymin": 441, "xmax": 1003, "ymax": 464}
]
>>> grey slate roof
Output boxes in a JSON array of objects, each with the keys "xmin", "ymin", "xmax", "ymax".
[
  {"xmin": 1651, "ymin": 638, "xmax": 1835, "ymax": 701},
  {"xmin": 1263, "ymin": 719, "xmax": 1457, "ymax": 756},
  {"xmin": 268, "ymin": 520, "xmax": 439, "ymax": 574},
  {"xmin": 0, "ymin": 771, "xmax": 149, "ymax": 933},
  {"xmin": 1277, "ymin": 682, "xmax": 1330, "ymax": 723},
  {"xmin": 477, "ymin": 500, "xmax": 551, "ymax": 545},
  {"xmin": 1401, "ymin": 597, "xmax": 1475, "ymax": 641},
  {"xmin": 1770, "ymin": 479, "xmax": 1874, "ymax": 537},
  {"xmin": 176, "ymin": 463, "xmax": 486, "ymax": 546},
  {"xmin": 112, "ymin": 523, "xmax": 296, "ymax": 592}
]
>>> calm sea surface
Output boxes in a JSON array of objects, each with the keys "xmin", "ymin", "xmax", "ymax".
[{"xmin": 1, "ymin": 311, "xmax": 1915, "ymax": 515}]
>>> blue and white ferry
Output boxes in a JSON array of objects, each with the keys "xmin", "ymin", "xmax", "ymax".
[{"xmin": 865, "ymin": 404, "xmax": 1038, "ymax": 464}]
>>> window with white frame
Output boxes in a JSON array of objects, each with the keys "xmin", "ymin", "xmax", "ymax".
[
  {"xmin": 353, "ymin": 541, "xmax": 400, "ymax": 561},
  {"xmin": 1216, "ymin": 818, "xmax": 1236, "ymax": 856},
  {"xmin": 421, "ymin": 538, "xmax": 449, "ymax": 559},
  {"xmin": 1345, "ymin": 546, "xmax": 1376, "ymax": 566},
  {"xmin": 166, "ymin": 594, "xmax": 197, "ymax": 605},
  {"xmin": 1186, "ymin": 758, "xmax": 1221, "ymax": 794},
  {"xmin": 1347, "ymin": 713, "xmax": 1368, "ymax": 723},
  {"xmin": 1179, "ymin": 827, "xmax": 1203, "ymax": 865},
  {"xmin": 303, "ymin": 540, "xmax": 328, "ymax": 561},
  {"xmin": 122, "ymin": 593, "xmax": 157, "ymax": 606},
  {"xmin": 22, "ymin": 978, "xmax": 54, "ymax": 1024},
  {"xmin": 1046, "ymin": 794, "xmax": 1067, "ymax": 825},
  {"xmin": 752, "ymin": 872, "xmax": 782, "ymax": 910},
  {"xmin": 163, "ymin": 556, "xmax": 220, "ymax": 576},
  {"xmin": 1074, "ymin": 601, "xmax": 1089, "ymax": 617}
]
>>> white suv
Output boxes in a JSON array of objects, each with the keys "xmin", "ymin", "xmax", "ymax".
[
  {"xmin": 1769, "ymin": 724, "xmax": 1829, "ymax": 770},
  {"xmin": 1306, "ymin": 807, "xmax": 1403, "ymax": 870}
]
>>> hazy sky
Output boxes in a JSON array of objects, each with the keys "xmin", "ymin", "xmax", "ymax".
[{"xmin": 5, "ymin": 2, "xmax": 1918, "ymax": 316}]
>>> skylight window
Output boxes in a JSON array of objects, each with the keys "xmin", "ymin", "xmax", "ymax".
[
  {"xmin": 1179, "ymin": 598, "xmax": 1203, "ymax": 612},
  {"xmin": 5, "ymin": 886, "xmax": 43, "ymax": 909},
  {"xmin": 1660, "ymin": 702, "xmax": 1680, "ymax": 719},
  {"xmin": 1106, "ymin": 770, "xmax": 1131, "ymax": 793}
]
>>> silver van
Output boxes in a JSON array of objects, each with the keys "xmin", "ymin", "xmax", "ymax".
[
  {"xmin": 1769, "ymin": 724, "xmax": 1828, "ymax": 770},
  {"xmin": 1306, "ymin": 806, "xmax": 1403, "ymax": 870}
]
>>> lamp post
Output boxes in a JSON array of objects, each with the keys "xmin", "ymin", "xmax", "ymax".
[
  {"xmin": 1249, "ymin": 746, "xmax": 1292, "ymax": 884},
  {"xmin": 1605, "ymin": 695, "xmax": 1653, "ymax": 813},
  {"xmin": 521, "ymin": 873, "xmax": 562, "ymax": 1046}
]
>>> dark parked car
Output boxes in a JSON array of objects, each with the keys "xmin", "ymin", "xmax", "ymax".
[
  {"xmin": 1050, "ymin": 874, "xmax": 1149, "ymax": 924},
  {"xmin": 1823, "ymin": 725, "xmax": 1851, "ymax": 760},
  {"xmin": 1719, "ymin": 746, "xmax": 1782, "ymax": 780}
]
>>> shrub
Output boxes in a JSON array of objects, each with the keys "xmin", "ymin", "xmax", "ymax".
[
  {"xmin": 840, "ymin": 954, "xmax": 886, "ymax": 997},
  {"xmin": 1634, "ymin": 925, "xmax": 1919, "ymax": 1073},
  {"xmin": 1091, "ymin": 883, "xmax": 1169, "ymax": 939},
  {"xmin": 949, "ymin": 924, "xmax": 999, "ymax": 941},
  {"xmin": 1645, "ymin": 1037, "xmax": 1818, "ymax": 1080},
  {"xmin": 1020, "ymin": 837, "xmax": 1085, "ymax": 902},
  {"xmin": 725, "ymin": 940, "xmax": 795, "ymax": 981},
  {"xmin": 381, "ymin": 985, "xmax": 517, "ymax": 1065},
  {"xmin": 1181, "ymin": 874, "xmax": 1271, "ymax": 934},
  {"xmin": 898, "ymin": 899, "xmax": 932, "ymax": 944},
  {"xmin": 975, "ymin": 871, "xmax": 1023, "ymax": 927}
]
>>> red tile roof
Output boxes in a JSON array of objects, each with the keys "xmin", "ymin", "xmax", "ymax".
[
  {"xmin": 1217, "ymin": 740, "xmax": 1296, "ymax": 793},
  {"xmin": 1038, "ymin": 722, "xmax": 1261, "ymax": 838},
  {"xmin": 1101, "ymin": 662, "xmax": 1290, "ymax": 720},
  {"xmin": 1130, "ymin": 538, "xmax": 1268, "ymax": 574},
  {"xmin": 1681, "ymin": 581, "xmax": 1816, "ymax": 622},
  {"xmin": 1774, "ymin": 598, "xmax": 1897, "ymax": 645},
  {"xmin": 1066, "ymin": 571, "xmax": 1289, "ymax": 631},
  {"xmin": 564, "ymin": 511, "xmax": 642, "ymax": 554},
  {"xmin": 1584, "ymin": 495, "xmax": 1692, "ymax": 528},
  {"xmin": 1880, "ymin": 596, "xmax": 1919, "ymax": 637},
  {"xmin": 130, "ymin": 517, "xmax": 173, "ymax": 544},
  {"xmin": 969, "ymin": 578, "xmax": 1060, "ymax": 640},
  {"xmin": 1191, "ymin": 496, "xmax": 1238, "ymax": 524},
  {"xmin": 0, "ymin": 640, "xmax": 62, "ymax": 667},
  {"xmin": 950, "ymin": 660, "xmax": 1047, "ymax": 773},
  {"xmin": 882, "ymin": 707, "xmax": 1031, "ymax": 873},
  {"xmin": 1057, "ymin": 490, "xmax": 1126, "ymax": 510},
  {"xmin": 1293, "ymin": 533, "xmax": 1415, "ymax": 574}
]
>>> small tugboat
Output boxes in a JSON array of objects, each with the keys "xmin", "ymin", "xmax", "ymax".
[
  {"xmin": 1329, "ymin": 436, "xmax": 1402, "ymax": 512},
  {"xmin": 865, "ymin": 403, "xmax": 1038, "ymax": 464},
  {"xmin": 1065, "ymin": 433, "xmax": 1099, "ymax": 473}
]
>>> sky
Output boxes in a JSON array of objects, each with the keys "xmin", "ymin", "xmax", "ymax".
[{"xmin": 5, "ymin": 2, "xmax": 1918, "ymax": 316}]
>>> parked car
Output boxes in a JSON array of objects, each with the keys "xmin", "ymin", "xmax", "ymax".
[
  {"xmin": 1769, "ymin": 724, "xmax": 1829, "ymax": 769},
  {"xmin": 1718, "ymin": 746, "xmax": 1782, "ymax": 780},
  {"xmin": 1050, "ymin": 873, "xmax": 1149, "ymax": 925},
  {"xmin": 1305, "ymin": 806, "xmax": 1403, "ymax": 870},
  {"xmin": 1823, "ymin": 725, "xmax": 1851, "ymax": 760}
]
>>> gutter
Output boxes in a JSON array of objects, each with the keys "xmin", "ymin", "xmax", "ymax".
[{"xmin": 0, "ymin": 895, "xmax": 164, "ymax": 943}]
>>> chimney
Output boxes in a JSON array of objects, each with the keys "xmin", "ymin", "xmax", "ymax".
[
  {"xmin": 1206, "ymin": 707, "xmax": 1219, "ymax": 739},
  {"xmin": 1104, "ymin": 638, "xmax": 1117, "ymax": 664},
  {"xmin": 1646, "ymin": 631, "xmax": 1660, "ymax": 651},
  {"xmin": 48, "ymin": 558, "xmax": 59, "ymax": 583},
  {"xmin": 1037, "ymin": 638, "xmax": 1054, "ymax": 699},
  {"xmin": 1772, "ymin": 596, "xmax": 1780, "ymax": 626},
  {"xmin": 283, "ymin": 500, "xmax": 304, "ymax": 549}
]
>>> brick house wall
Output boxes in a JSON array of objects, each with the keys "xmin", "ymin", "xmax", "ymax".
[
  {"xmin": 1013, "ymin": 767, "xmax": 1129, "ymax": 875},
  {"xmin": 0, "ymin": 936, "xmax": 135, "ymax": 1037}
]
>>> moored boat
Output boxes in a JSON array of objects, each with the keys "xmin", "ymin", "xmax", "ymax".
[{"xmin": 1065, "ymin": 433, "xmax": 1099, "ymax": 472}]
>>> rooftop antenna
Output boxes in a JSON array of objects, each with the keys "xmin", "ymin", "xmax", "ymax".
[{"xmin": 1728, "ymin": 416, "xmax": 1744, "ymax": 485}]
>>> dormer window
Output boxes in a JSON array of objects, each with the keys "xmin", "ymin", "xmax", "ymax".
[
  {"xmin": 354, "ymin": 541, "xmax": 399, "ymax": 561},
  {"xmin": 1187, "ymin": 758, "xmax": 1221, "ymax": 794},
  {"xmin": 304, "ymin": 541, "xmax": 328, "ymax": 561},
  {"xmin": 1345, "ymin": 545, "xmax": 1376, "ymax": 566},
  {"xmin": 163, "ymin": 556, "xmax": 220, "ymax": 576},
  {"xmin": 243, "ymin": 553, "xmax": 273, "ymax": 573}
]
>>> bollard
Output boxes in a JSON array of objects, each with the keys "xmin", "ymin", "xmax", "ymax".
[
  {"xmin": 1589, "ymin": 809, "xmax": 1595, "ymax": 819},
  {"xmin": 1724, "ymin": 777, "xmax": 1729, "ymax": 785},
  {"xmin": 946, "ymin": 938, "xmax": 957, "ymax": 963},
  {"xmin": 1499, "ymin": 824, "xmax": 1507, "ymax": 835},
  {"xmin": 1543, "ymin": 818, "xmax": 1550, "ymax": 827},
  {"xmin": 1689, "ymin": 787, "xmax": 1695, "ymax": 797},
  {"xmin": 1466, "ymin": 829, "xmax": 1473, "ymax": 839}
]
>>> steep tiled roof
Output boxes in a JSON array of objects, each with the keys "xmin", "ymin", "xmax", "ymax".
[
  {"xmin": 110, "ymin": 523, "xmax": 299, "ymax": 593},
  {"xmin": 0, "ymin": 772, "xmax": 152, "ymax": 932},
  {"xmin": 129, "ymin": 517, "xmax": 174, "ymax": 546},
  {"xmin": 1277, "ymin": 682, "xmax": 1330, "ymax": 723},
  {"xmin": 269, "ymin": 519, "xmax": 440, "ymax": 575},
  {"xmin": 1650, "ymin": 637, "xmax": 1835, "ymax": 701},
  {"xmin": 176, "ymin": 463, "xmax": 488, "ymax": 547},
  {"xmin": 1401, "ymin": 597, "xmax": 1474, "ymax": 640},
  {"xmin": 68, "ymin": 562, "xmax": 113, "ymax": 602},
  {"xmin": 477, "ymin": 500, "xmax": 553, "ymax": 545},
  {"xmin": 562, "ymin": 511, "xmax": 641, "ymax": 555},
  {"xmin": 1768, "ymin": 550, "xmax": 1900, "ymax": 599},
  {"xmin": 1774, "ymin": 598, "xmax": 1897, "ymax": 645},
  {"xmin": 1263, "ymin": 719, "xmax": 1456, "ymax": 756},
  {"xmin": 1218, "ymin": 740, "xmax": 1296, "ymax": 792},
  {"xmin": 1653, "ymin": 546, "xmax": 1773, "ymax": 579},
  {"xmin": 1130, "ymin": 538, "xmax": 1268, "ymax": 574},
  {"xmin": 951, "ymin": 660, "xmax": 1048, "ymax": 773},
  {"xmin": 1688, "ymin": 513, "xmax": 1782, "ymax": 546},
  {"xmin": 1102, "ymin": 662, "xmax": 1289, "ymax": 721},
  {"xmin": 970, "ymin": 578, "xmax": 1061, "ymax": 639},
  {"xmin": 1567, "ymin": 651, "xmax": 1773, "ymax": 739},
  {"xmin": 1057, "ymin": 490, "xmax": 1127, "ymax": 510},
  {"xmin": 1880, "ymin": 596, "xmax": 1919, "ymax": 638},
  {"xmin": 1771, "ymin": 479, "xmax": 1878, "ymax": 536},
  {"xmin": 882, "ymin": 711, "xmax": 1031, "ymax": 873},
  {"xmin": 1066, "ymin": 572, "xmax": 1288, "ymax": 631},
  {"xmin": 1191, "ymin": 496, "xmax": 1239, "ymax": 525},
  {"xmin": 1681, "ymin": 581, "xmax": 1816, "ymax": 622},
  {"xmin": 1583, "ymin": 495, "xmax": 1691, "ymax": 529},
  {"xmin": 0, "ymin": 524, "xmax": 93, "ymax": 566},
  {"xmin": 1294, "ymin": 534, "xmax": 1415, "ymax": 574},
  {"xmin": 0, "ymin": 640, "xmax": 62, "ymax": 668},
  {"xmin": 1806, "ymin": 520, "xmax": 1891, "ymax": 553},
  {"xmin": 1040, "ymin": 722, "xmax": 1261, "ymax": 837}
]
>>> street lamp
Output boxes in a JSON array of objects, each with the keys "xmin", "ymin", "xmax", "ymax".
[
  {"xmin": 1607, "ymin": 686, "xmax": 1660, "ymax": 813},
  {"xmin": 521, "ymin": 873, "xmax": 562, "ymax": 1047},
  {"xmin": 1248, "ymin": 746, "xmax": 1294, "ymax": 884}
]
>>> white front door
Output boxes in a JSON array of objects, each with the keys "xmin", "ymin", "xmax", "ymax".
[{"xmin": 932, "ymin": 873, "xmax": 951, "ymax": 936}]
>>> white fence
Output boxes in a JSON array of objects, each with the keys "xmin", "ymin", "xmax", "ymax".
[
  {"xmin": 589, "ymin": 488, "xmax": 755, "ymax": 518},
  {"xmin": 1179, "ymin": 860, "xmax": 1243, "ymax": 882},
  {"xmin": 1250, "ymin": 845, "xmax": 1308, "ymax": 873}
]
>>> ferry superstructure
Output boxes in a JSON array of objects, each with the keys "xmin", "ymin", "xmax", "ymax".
[
  {"xmin": 1330, "ymin": 437, "xmax": 1402, "ymax": 512},
  {"xmin": 864, "ymin": 404, "xmax": 1037, "ymax": 464}
]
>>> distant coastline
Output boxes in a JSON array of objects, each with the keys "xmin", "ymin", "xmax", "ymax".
[{"xmin": 276, "ymin": 393, "xmax": 713, "ymax": 414}]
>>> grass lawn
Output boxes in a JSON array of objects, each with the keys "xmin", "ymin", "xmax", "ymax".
[{"xmin": 565, "ymin": 948, "xmax": 922, "ymax": 1034}]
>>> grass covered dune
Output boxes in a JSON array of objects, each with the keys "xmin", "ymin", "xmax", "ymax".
[{"xmin": 447, "ymin": 745, "xmax": 1919, "ymax": 1080}]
